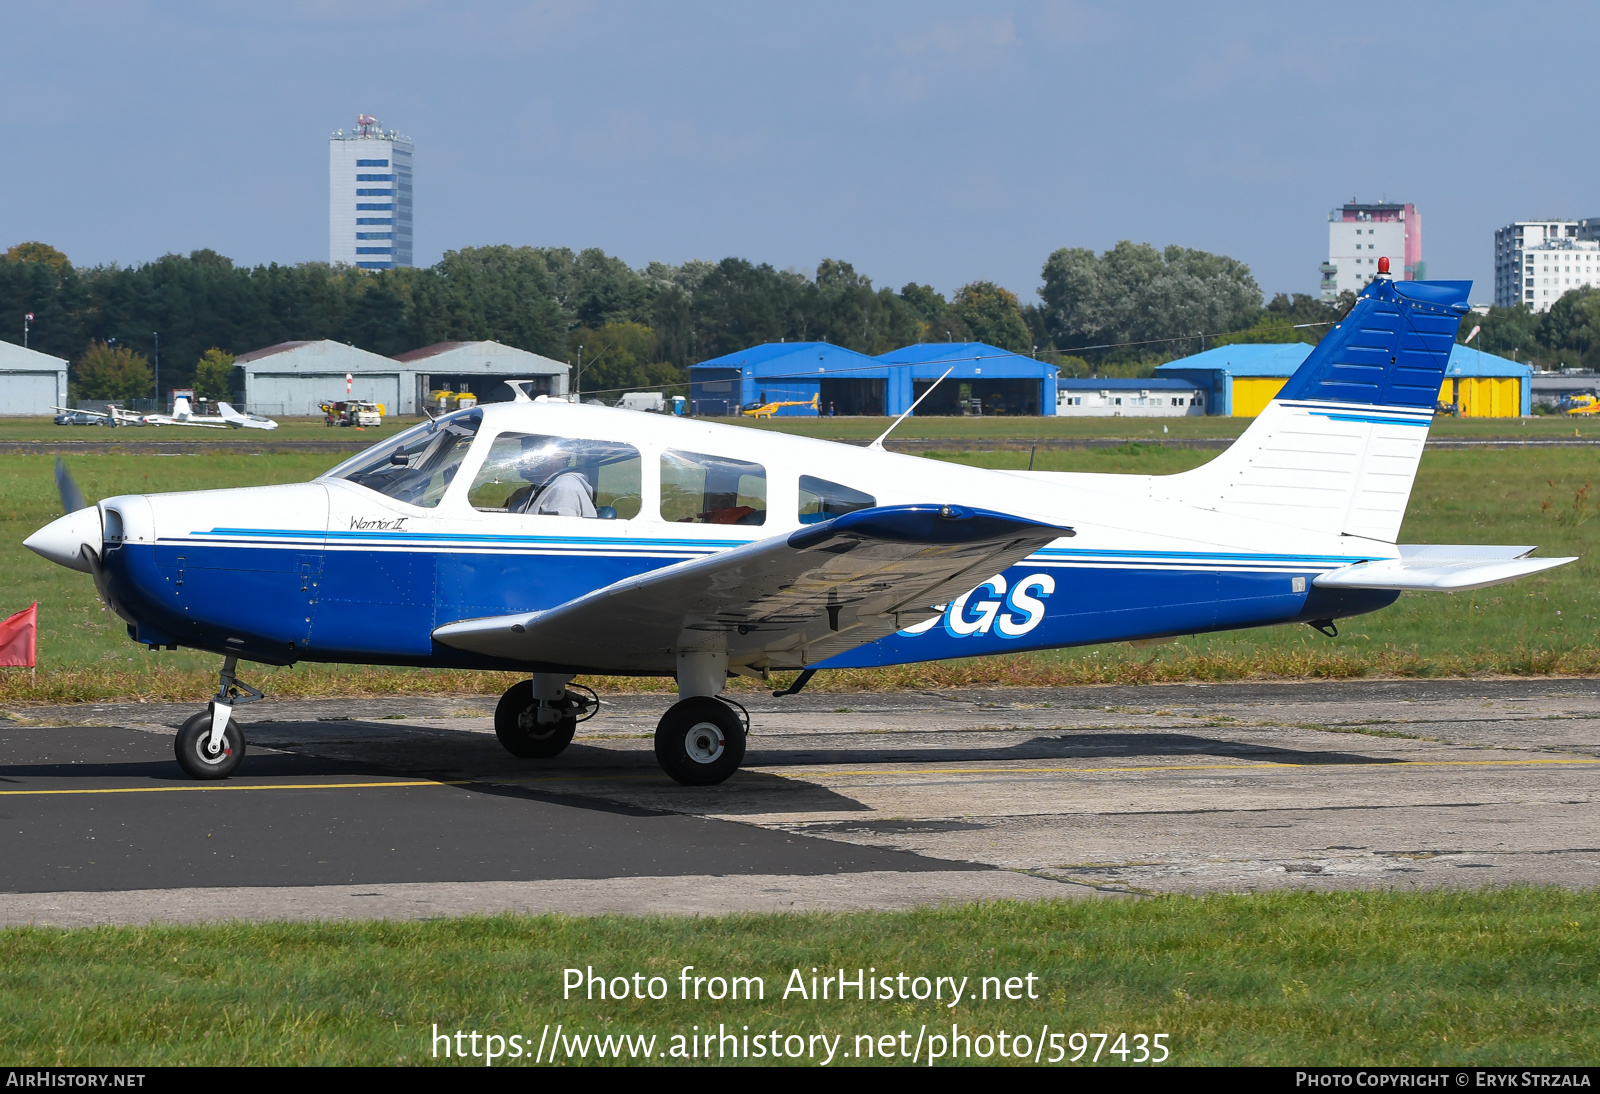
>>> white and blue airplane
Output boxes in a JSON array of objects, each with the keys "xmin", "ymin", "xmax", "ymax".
[{"xmin": 25, "ymin": 274, "xmax": 1576, "ymax": 786}]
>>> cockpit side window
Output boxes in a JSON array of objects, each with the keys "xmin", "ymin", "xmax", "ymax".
[
  {"xmin": 329, "ymin": 410, "xmax": 482, "ymax": 509},
  {"xmin": 661, "ymin": 450, "xmax": 766, "ymax": 526},
  {"xmin": 798, "ymin": 476, "xmax": 876, "ymax": 524},
  {"xmin": 468, "ymin": 434, "xmax": 641, "ymax": 519}
]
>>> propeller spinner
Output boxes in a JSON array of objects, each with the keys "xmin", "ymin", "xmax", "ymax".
[{"xmin": 23, "ymin": 458, "xmax": 101, "ymax": 574}]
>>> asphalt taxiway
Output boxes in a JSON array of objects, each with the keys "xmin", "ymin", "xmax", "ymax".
[{"xmin": 2, "ymin": 678, "xmax": 1597, "ymax": 925}]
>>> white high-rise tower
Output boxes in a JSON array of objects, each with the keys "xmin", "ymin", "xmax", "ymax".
[{"xmin": 329, "ymin": 114, "xmax": 413, "ymax": 269}]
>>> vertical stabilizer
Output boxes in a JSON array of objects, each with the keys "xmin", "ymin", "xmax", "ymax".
[{"xmin": 1157, "ymin": 278, "xmax": 1471, "ymax": 543}]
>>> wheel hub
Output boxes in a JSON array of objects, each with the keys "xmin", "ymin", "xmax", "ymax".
[
  {"xmin": 194, "ymin": 735, "xmax": 231, "ymax": 764},
  {"xmin": 684, "ymin": 721, "xmax": 725, "ymax": 764},
  {"xmin": 517, "ymin": 704, "xmax": 564, "ymax": 738}
]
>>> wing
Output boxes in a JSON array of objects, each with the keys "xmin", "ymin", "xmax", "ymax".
[
  {"xmin": 432, "ymin": 504, "xmax": 1072, "ymax": 673},
  {"xmin": 1314, "ymin": 544, "xmax": 1577, "ymax": 592},
  {"xmin": 53, "ymin": 406, "xmax": 109, "ymax": 421}
]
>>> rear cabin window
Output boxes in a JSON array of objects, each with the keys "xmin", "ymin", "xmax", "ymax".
[
  {"xmin": 798, "ymin": 476, "xmax": 875, "ymax": 524},
  {"xmin": 468, "ymin": 434, "xmax": 641, "ymax": 519},
  {"xmin": 331, "ymin": 410, "xmax": 481, "ymax": 509},
  {"xmin": 660, "ymin": 450, "xmax": 766, "ymax": 525}
]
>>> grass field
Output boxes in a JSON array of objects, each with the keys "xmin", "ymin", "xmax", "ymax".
[
  {"xmin": 726, "ymin": 412, "xmax": 1595, "ymax": 444},
  {"xmin": 2, "ymin": 890, "xmax": 1596, "ymax": 1065},
  {"xmin": 6, "ymin": 412, "xmax": 1595, "ymax": 446},
  {"xmin": 0, "ymin": 433, "xmax": 1593, "ymax": 703}
]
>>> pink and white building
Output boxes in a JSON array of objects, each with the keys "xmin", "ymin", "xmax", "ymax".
[{"xmin": 1320, "ymin": 201, "xmax": 1422, "ymax": 301}]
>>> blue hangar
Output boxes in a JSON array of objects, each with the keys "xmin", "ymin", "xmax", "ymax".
[
  {"xmin": 1155, "ymin": 342, "xmax": 1532, "ymax": 418},
  {"xmin": 688, "ymin": 342, "xmax": 1060, "ymax": 417}
]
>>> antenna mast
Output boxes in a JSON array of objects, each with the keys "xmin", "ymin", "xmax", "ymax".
[{"xmin": 868, "ymin": 367, "xmax": 953, "ymax": 451}]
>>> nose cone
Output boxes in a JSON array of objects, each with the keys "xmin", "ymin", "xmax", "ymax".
[{"xmin": 24, "ymin": 506, "xmax": 101, "ymax": 573}]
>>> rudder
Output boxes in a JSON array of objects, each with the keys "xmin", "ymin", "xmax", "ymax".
[{"xmin": 1276, "ymin": 277, "xmax": 1470, "ymax": 407}]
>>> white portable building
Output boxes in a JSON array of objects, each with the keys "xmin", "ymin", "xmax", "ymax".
[{"xmin": 1056, "ymin": 377, "xmax": 1207, "ymax": 417}]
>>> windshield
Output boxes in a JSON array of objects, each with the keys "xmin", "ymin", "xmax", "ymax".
[{"xmin": 326, "ymin": 410, "xmax": 482, "ymax": 508}]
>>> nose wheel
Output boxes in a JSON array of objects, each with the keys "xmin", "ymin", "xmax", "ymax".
[
  {"xmin": 655, "ymin": 696, "xmax": 746, "ymax": 786},
  {"xmin": 175, "ymin": 704, "xmax": 246, "ymax": 779},
  {"xmin": 173, "ymin": 654, "xmax": 260, "ymax": 780}
]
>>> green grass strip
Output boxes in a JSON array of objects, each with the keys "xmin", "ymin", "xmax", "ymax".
[{"xmin": 3, "ymin": 889, "xmax": 1598, "ymax": 1065}]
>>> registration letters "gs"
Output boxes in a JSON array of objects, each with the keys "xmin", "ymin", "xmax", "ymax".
[{"xmin": 898, "ymin": 573, "xmax": 1054, "ymax": 640}]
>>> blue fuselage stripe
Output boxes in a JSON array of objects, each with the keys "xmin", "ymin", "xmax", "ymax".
[
  {"xmin": 186, "ymin": 528, "xmax": 1373, "ymax": 569},
  {"xmin": 106, "ymin": 536, "xmax": 1390, "ymax": 672}
]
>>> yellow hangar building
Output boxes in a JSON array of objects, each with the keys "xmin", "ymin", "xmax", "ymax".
[{"xmin": 1155, "ymin": 342, "xmax": 1531, "ymax": 417}]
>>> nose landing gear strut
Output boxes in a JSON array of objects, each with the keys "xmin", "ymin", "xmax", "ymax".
[{"xmin": 174, "ymin": 655, "xmax": 262, "ymax": 780}]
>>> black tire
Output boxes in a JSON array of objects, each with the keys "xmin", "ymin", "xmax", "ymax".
[
  {"xmin": 654, "ymin": 697, "xmax": 745, "ymax": 786},
  {"xmin": 494, "ymin": 680, "xmax": 577, "ymax": 758},
  {"xmin": 174, "ymin": 706, "xmax": 246, "ymax": 780}
]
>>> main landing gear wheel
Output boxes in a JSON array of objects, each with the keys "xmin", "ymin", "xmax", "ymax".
[
  {"xmin": 174, "ymin": 705, "xmax": 246, "ymax": 780},
  {"xmin": 655, "ymin": 697, "xmax": 746, "ymax": 786},
  {"xmin": 494, "ymin": 680, "xmax": 578, "ymax": 758}
]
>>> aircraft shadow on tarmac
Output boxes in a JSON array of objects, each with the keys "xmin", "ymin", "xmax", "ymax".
[
  {"xmin": 239, "ymin": 720, "xmax": 1398, "ymax": 773},
  {"xmin": 0, "ymin": 721, "xmax": 1395, "ymax": 824},
  {"xmin": 241, "ymin": 723, "xmax": 877, "ymax": 816},
  {"xmin": 743, "ymin": 730, "xmax": 1399, "ymax": 770}
]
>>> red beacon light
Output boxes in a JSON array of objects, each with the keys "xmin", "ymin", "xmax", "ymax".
[{"xmin": 1377, "ymin": 255, "xmax": 1391, "ymax": 276}]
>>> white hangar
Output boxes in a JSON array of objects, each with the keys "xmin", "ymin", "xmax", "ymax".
[
  {"xmin": 393, "ymin": 341, "xmax": 569, "ymax": 405},
  {"xmin": 0, "ymin": 341, "xmax": 69, "ymax": 416},
  {"xmin": 239, "ymin": 339, "xmax": 569, "ymax": 418}
]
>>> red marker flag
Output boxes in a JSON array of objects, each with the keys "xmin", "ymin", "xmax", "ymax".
[{"xmin": 0, "ymin": 603, "xmax": 37, "ymax": 668}]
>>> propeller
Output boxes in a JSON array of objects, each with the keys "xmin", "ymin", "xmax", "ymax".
[{"xmin": 55, "ymin": 457, "xmax": 88, "ymax": 514}]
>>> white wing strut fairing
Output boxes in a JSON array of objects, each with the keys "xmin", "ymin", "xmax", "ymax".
[
  {"xmin": 1314, "ymin": 545, "xmax": 1577, "ymax": 593},
  {"xmin": 432, "ymin": 504, "xmax": 1073, "ymax": 673}
]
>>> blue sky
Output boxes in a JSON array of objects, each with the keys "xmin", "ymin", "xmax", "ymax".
[{"xmin": 3, "ymin": 2, "xmax": 1592, "ymax": 305}]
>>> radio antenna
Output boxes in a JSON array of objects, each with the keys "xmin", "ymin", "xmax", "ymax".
[{"xmin": 869, "ymin": 367, "xmax": 953, "ymax": 451}]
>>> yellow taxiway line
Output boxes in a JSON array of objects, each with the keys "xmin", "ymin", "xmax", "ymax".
[
  {"xmin": 786, "ymin": 757, "xmax": 1600, "ymax": 779},
  {"xmin": 0, "ymin": 779, "xmax": 473, "ymax": 797},
  {"xmin": 0, "ymin": 756, "xmax": 1594, "ymax": 797}
]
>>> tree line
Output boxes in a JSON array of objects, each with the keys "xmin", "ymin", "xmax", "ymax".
[
  {"xmin": 2, "ymin": 237, "xmax": 1371, "ymax": 403},
  {"xmin": 1456, "ymin": 288, "xmax": 1600, "ymax": 371}
]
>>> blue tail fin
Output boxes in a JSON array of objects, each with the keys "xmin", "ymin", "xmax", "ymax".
[
  {"xmin": 1275, "ymin": 278, "xmax": 1471, "ymax": 408},
  {"xmin": 1161, "ymin": 278, "xmax": 1473, "ymax": 541}
]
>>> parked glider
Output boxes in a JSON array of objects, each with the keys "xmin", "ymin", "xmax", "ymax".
[
  {"xmin": 25, "ymin": 273, "xmax": 1576, "ymax": 785},
  {"xmin": 217, "ymin": 402, "xmax": 279, "ymax": 430},
  {"xmin": 138, "ymin": 396, "xmax": 228, "ymax": 429}
]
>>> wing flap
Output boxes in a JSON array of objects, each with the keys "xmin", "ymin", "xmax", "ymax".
[
  {"xmin": 1314, "ymin": 547, "xmax": 1575, "ymax": 592},
  {"xmin": 433, "ymin": 504, "xmax": 1071, "ymax": 673}
]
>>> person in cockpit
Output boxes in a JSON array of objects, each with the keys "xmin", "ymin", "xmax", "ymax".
[{"xmin": 504, "ymin": 447, "xmax": 597, "ymax": 517}]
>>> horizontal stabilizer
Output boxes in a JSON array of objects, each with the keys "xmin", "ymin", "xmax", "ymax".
[
  {"xmin": 1313, "ymin": 545, "xmax": 1575, "ymax": 592},
  {"xmin": 432, "ymin": 504, "xmax": 1071, "ymax": 673}
]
